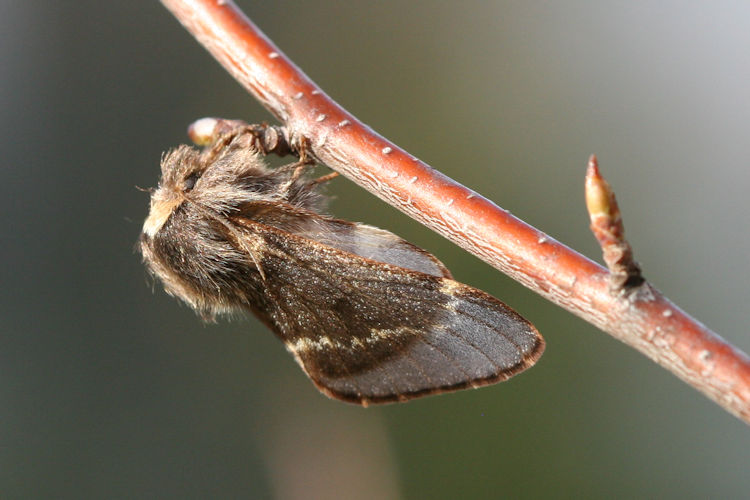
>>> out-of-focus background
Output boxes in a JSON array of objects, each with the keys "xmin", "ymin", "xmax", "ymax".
[{"xmin": 3, "ymin": 1, "xmax": 749, "ymax": 498}]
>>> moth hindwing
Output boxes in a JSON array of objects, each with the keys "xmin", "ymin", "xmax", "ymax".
[{"xmin": 140, "ymin": 121, "xmax": 544, "ymax": 406}]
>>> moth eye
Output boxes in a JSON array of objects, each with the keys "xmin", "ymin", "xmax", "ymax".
[{"xmin": 184, "ymin": 173, "xmax": 199, "ymax": 191}]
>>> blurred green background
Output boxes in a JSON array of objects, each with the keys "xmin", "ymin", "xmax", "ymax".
[{"xmin": 3, "ymin": 1, "xmax": 749, "ymax": 498}]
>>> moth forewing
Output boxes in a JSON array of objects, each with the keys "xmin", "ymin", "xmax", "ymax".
[
  {"xmin": 140, "ymin": 126, "xmax": 544, "ymax": 405},
  {"xmin": 228, "ymin": 216, "xmax": 543, "ymax": 405}
]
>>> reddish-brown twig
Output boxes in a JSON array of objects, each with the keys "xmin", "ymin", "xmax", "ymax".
[{"xmin": 159, "ymin": 0, "xmax": 750, "ymax": 423}]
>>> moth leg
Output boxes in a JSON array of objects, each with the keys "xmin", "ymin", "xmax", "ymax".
[
  {"xmin": 189, "ymin": 117, "xmax": 251, "ymax": 147},
  {"xmin": 189, "ymin": 117, "xmax": 283, "ymax": 153},
  {"xmin": 189, "ymin": 118, "xmax": 296, "ymax": 160},
  {"xmin": 283, "ymin": 164, "xmax": 340, "ymax": 189},
  {"xmin": 275, "ymin": 134, "xmax": 315, "ymax": 176},
  {"xmin": 309, "ymin": 171, "xmax": 339, "ymax": 185},
  {"xmin": 275, "ymin": 158, "xmax": 316, "ymax": 195},
  {"xmin": 273, "ymin": 135, "xmax": 338, "ymax": 186},
  {"xmin": 196, "ymin": 126, "xmax": 254, "ymax": 166}
]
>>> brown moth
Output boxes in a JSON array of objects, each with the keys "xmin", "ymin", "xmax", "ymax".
[{"xmin": 139, "ymin": 120, "xmax": 544, "ymax": 406}]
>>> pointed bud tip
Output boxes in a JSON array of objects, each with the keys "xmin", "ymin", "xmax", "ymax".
[
  {"xmin": 587, "ymin": 154, "xmax": 600, "ymax": 178},
  {"xmin": 585, "ymin": 155, "xmax": 613, "ymax": 217}
]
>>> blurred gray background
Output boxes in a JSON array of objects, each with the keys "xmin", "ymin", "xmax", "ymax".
[{"xmin": 3, "ymin": 1, "xmax": 749, "ymax": 498}]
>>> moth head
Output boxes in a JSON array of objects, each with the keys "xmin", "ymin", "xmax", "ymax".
[
  {"xmin": 139, "ymin": 134, "xmax": 324, "ymax": 320},
  {"xmin": 139, "ymin": 143, "xmax": 240, "ymax": 320},
  {"xmin": 141, "ymin": 145, "xmax": 205, "ymax": 238}
]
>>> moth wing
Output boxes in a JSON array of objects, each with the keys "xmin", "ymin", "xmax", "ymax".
[
  {"xmin": 234, "ymin": 217, "xmax": 544, "ymax": 406},
  {"xmin": 298, "ymin": 219, "xmax": 452, "ymax": 278},
  {"xmin": 240, "ymin": 201, "xmax": 451, "ymax": 278}
]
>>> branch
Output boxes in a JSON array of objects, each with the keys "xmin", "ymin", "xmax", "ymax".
[{"xmin": 159, "ymin": 0, "xmax": 750, "ymax": 423}]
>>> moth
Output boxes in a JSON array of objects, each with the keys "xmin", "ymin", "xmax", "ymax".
[{"xmin": 139, "ymin": 119, "xmax": 544, "ymax": 406}]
